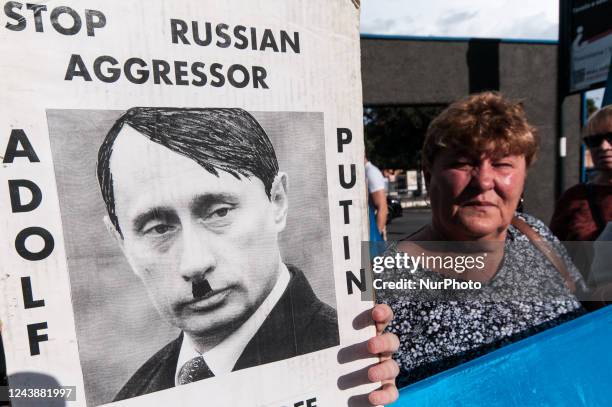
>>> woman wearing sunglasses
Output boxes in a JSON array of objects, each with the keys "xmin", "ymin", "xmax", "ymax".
[{"xmin": 550, "ymin": 105, "xmax": 612, "ymax": 242}]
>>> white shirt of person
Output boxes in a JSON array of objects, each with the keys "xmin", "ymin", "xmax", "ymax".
[{"xmin": 365, "ymin": 161, "xmax": 385, "ymax": 194}]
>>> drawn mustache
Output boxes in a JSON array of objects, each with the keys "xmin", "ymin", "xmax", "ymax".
[{"xmin": 192, "ymin": 278, "xmax": 213, "ymax": 299}]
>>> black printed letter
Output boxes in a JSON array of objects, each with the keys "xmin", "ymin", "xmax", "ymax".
[
  {"xmin": 9, "ymin": 179, "xmax": 42, "ymax": 212},
  {"xmin": 50, "ymin": 6, "xmax": 81, "ymax": 35},
  {"xmin": 210, "ymin": 63, "xmax": 225, "ymax": 87},
  {"xmin": 174, "ymin": 61, "xmax": 189, "ymax": 86},
  {"xmin": 337, "ymin": 128, "xmax": 352, "ymax": 153},
  {"xmin": 280, "ymin": 31, "xmax": 300, "ymax": 53},
  {"xmin": 27, "ymin": 322, "xmax": 48, "ymax": 356},
  {"xmin": 228, "ymin": 64, "xmax": 250, "ymax": 88},
  {"xmin": 3, "ymin": 129, "xmax": 40, "ymax": 163},
  {"xmin": 170, "ymin": 18, "xmax": 190, "ymax": 44},
  {"xmin": 124, "ymin": 58, "xmax": 149, "ymax": 84},
  {"xmin": 15, "ymin": 227, "xmax": 54, "ymax": 261},
  {"xmin": 85, "ymin": 9, "xmax": 106, "ymax": 37},
  {"xmin": 21, "ymin": 277, "xmax": 45, "ymax": 309},
  {"xmin": 339, "ymin": 164, "xmax": 356, "ymax": 189},
  {"xmin": 65, "ymin": 54, "xmax": 92, "ymax": 81},
  {"xmin": 26, "ymin": 3, "xmax": 47, "ymax": 32},
  {"xmin": 346, "ymin": 269, "xmax": 367, "ymax": 295},
  {"xmin": 343, "ymin": 236, "xmax": 350, "ymax": 260},
  {"xmin": 338, "ymin": 200, "xmax": 352, "ymax": 224},
  {"xmin": 215, "ymin": 23, "xmax": 231, "ymax": 48},
  {"xmin": 93, "ymin": 55, "xmax": 120, "ymax": 83},
  {"xmin": 252, "ymin": 66, "xmax": 268, "ymax": 89},
  {"xmin": 152, "ymin": 59, "xmax": 172, "ymax": 85},
  {"xmin": 4, "ymin": 2, "xmax": 25, "ymax": 31}
]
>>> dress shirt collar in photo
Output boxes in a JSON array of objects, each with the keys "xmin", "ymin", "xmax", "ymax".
[{"xmin": 174, "ymin": 263, "xmax": 291, "ymax": 384}]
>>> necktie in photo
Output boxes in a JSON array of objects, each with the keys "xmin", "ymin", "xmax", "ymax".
[{"xmin": 177, "ymin": 356, "xmax": 215, "ymax": 385}]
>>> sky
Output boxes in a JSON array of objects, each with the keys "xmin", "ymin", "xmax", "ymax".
[
  {"xmin": 360, "ymin": 0, "xmax": 559, "ymax": 40},
  {"xmin": 360, "ymin": 0, "xmax": 605, "ymax": 104}
]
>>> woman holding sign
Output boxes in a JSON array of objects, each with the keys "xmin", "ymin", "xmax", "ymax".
[{"xmin": 379, "ymin": 92, "xmax": 586, "ymax": 387}]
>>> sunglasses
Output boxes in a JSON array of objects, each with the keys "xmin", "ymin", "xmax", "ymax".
[{"xmin": 584, "ymin": 132, "xmax": 612, "ymax": 148}]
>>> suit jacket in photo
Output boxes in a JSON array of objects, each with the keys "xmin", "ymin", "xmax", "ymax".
[{"xmin": 114, "ymin": 266, "xmax": 339, "ymax": 401}]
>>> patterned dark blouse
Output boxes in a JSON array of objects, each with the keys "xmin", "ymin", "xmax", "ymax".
[{"xmin": 379, "ymin": 213, "xmax": 585, "ymax": 387}]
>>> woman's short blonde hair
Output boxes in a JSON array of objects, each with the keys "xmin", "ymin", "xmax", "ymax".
[
  {"xmin": 422, "ymin": 92, "xmax": 538, "ymax": 171},
  {"xmin": 584, "ymin": 105, "xmax": 612, "ymax": 137}
]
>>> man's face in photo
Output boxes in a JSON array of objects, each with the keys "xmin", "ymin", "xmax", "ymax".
[{"xmin": 106, "ymin": 125, "xmax": 288, "ymax": 342}]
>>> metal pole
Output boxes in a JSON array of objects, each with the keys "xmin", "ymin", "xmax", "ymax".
[
  {"xmin": 556, "ymin": 0, "xmax": 568, "ymax": 199},
  {"xmin": 556, "ymin": 74, "xmax": 566, "ymax": 198},
  {"xmin": 580, "ymin": 92, "xmax": 587, "ymax": 183},
  {"xmin": 602, "ymin": 54, "xmax": 612, "ymax": 107}
]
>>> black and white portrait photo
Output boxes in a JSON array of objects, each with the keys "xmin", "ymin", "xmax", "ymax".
[{"xmin": 46, "ymin": 108, "xmax": 339, "ymax": 405}]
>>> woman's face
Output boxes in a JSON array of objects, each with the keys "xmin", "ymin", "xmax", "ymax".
[
  {"xmin": 426, "ymin": 149, "xmax": 527, "ymax": 241},
  {"xmin": 586, "ymin": 121, "xmax": 612, "ymax": 172}
]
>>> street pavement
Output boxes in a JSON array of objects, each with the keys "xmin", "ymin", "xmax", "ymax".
[{"xmin": 387, "ymin": 208, "xmax": 431, "ymax": 241}]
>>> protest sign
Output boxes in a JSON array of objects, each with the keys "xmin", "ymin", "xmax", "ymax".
[{"xmin": 0, "ymin": 1, "xmax": 375, "ymax": 405}]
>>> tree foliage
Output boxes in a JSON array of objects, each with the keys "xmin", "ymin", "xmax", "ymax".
[
  {"xmin": 586, "ymin": 98, "xmax": 598, "ymax": 118},
  {"xmin": 363, "ymin": 105, "xmax": 445, "ymax": 170}
]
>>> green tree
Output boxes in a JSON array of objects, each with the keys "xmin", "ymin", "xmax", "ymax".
[
  {"xmin": 586, "ymin": 98, "xmax": 598, "ymax": 118},
  {"xmin": 363, "ymin": 105, "xmax": 445, "ymax": 170}
]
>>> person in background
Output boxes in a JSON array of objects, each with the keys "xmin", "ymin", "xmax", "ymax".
[
  {"xmin": 550, "ymin": 105, "xmax": 612, "ymax": 295},
  {"xmin": 366, "ymin": 157, "xmax": 389, "ymax": 241},
  {"xmin": 550, "ymin": 105, "xmax": 612, "ymax": 241},
  {"xmin": 382, "ymin": 169, "xmax": 391, "ymax": 193}
]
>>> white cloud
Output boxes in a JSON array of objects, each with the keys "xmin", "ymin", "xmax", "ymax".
[
  {"xmin": 360, "ymin": 17, "xmax": 398, "ymax": 34},
  {"xmin": 437, "ymin": 10, "xmax": 479, "ymax": 27},
  {"xmin": 361, "ymin": 0, "xmax": 559, "ymax": 40}
]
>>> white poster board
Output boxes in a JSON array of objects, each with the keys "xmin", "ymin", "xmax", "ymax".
[{"xmin": 0, "ymin": 1, "xmax": 376, "ymax": 405}]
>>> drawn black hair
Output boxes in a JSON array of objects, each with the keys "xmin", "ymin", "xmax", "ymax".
[{"xmin": 97, "ymin": 107, "xmax": 279, "ymax": 237}]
